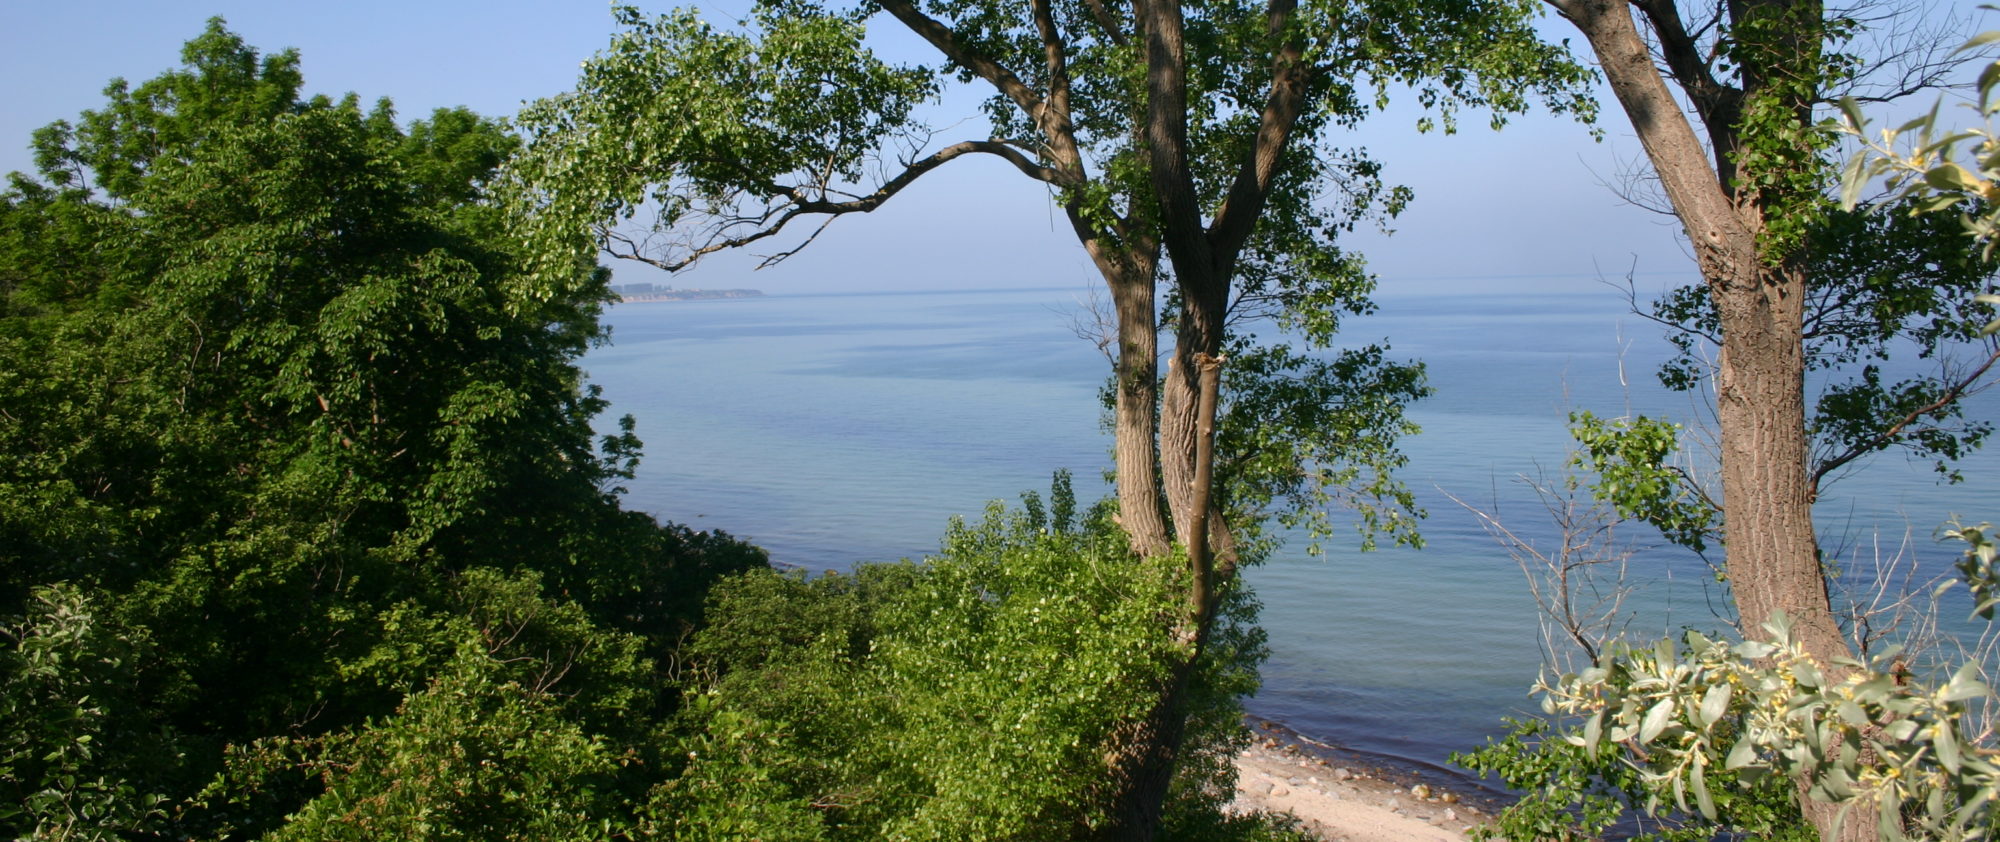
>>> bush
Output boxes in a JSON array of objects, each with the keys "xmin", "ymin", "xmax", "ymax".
[{"xmin": 650, "ymin": 476, "xmax": 1280, "ymax": 840}]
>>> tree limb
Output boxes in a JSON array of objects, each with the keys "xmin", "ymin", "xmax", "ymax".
[
  {"xmin": 1080, "ymin": 0, "xmax": 1129, "ymax": 45},
  {"xmin": 1033, "ymin": 0, "xmax": 1076, "ymax": 150},
  {"xmin": 1809, "ymin": 344, "xmax": 2000, "ymax": 489},
  {"xmin": 605, "ymin": 140, "xmax": 1073, "ymax": 272},
  {"xmin": 1137, "ymin": 0, "xmax": 1212, "ymax": 272},
  {"xmin": 1208, "ymin": 0, "xmax": 1306, "ymax": 275},
  {"xmin": 1635, "ymin": 0, "xmax": 1742, "ymax": 121},
  {"xmin": 875, "ymin": 0, "xmax": 1050, "ymax": 128}
]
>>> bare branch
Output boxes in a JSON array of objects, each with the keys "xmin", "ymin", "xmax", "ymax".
[
  {"xmin": 1830, "ymin": 0, "xmax": 1982, "ymax": 104},
  {"xmin": 1608, "ymin": 269, "xmax": 1720, "ymax": 347},
  {"xmin": 1448, "ymin": 472, "xmax": 1644, "ymax": 671},
  {"xmin": 1059, "ymin": 285, "xmax": 1120, "ymax": 363},
  {"xmin": 603, "ymin": 140, "xmax": 1074, "ymax": 272},
  {"xmin": 1634, "ymin": 0, "xmax": 1742, "ymax": 123},
  {"xmin": 749, "ymin": 215, "xmax": 842, "ymax": 269}
]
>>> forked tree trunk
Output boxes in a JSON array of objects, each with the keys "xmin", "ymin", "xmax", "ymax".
[
  {"xmin": 1086, "ymin": 0, "xmax": 1304, "ymax": 834},
  {"xmin": 1093, "ymin": 346, "xmax": 1226, "ymax": 842},
  {"xmin": 1160, "ymin": 276, "xmax": 1235, "ymax": 559},
  {"xmin": 1552, "ymin": 1, "xmax": 1868, "ymax": 837}
]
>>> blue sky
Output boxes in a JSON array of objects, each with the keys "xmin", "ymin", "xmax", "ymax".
[{"xmin": 2, "ymin": 2, "xmax": 1988, "ymax": 297}]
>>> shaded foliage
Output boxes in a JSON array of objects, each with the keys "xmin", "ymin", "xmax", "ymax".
[
  {"xmin": 0, "ymin": 20, "xmax": 763, "ymax": 839},
  {"xmin": 649, "ymin": 478, "xmax": 1295, "ymax": 840},
  {"xmin": 1645, "ymin": 202, "xmax": 1998, "ymax": 488}
]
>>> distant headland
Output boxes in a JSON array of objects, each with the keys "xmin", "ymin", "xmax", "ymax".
[{"xmin": 611, "ymin": 283, "xmax": 763, "ymax": 303}]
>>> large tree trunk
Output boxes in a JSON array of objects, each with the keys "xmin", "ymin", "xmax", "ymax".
[
  {"xmin": 1069, "ymin": 207, "xmax": 1174, "ymax": 558},
  {"xmin": 1158, "ymin": 279, "xmax": 1241, "ymax": 565},
  {"xmin": 1087, "ymin": 0, "xmax": 1301, "ymax": 833},
  {"xmin": 1110, "ymin": 264, "xmax": 1173, "ymax": 558},
  {"xmin": 1093, "ymin": 340, "xmax": 1225, "ymax": 842},
  {"xmin": 1711, "ymin": 261, "xmax": 1865, "ymax": 840},
  {"xmin": 1093, "ymin": 655, "xmax": 1198, "ymax": 841},
  {"xmin": 1553, "ymin": 1, "xmax": 1867, "ymax": 837}
]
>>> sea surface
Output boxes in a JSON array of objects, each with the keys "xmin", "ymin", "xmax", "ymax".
[{"xmin": 581, "ymin": 285, "xmax": 1999, "ymax": 788}]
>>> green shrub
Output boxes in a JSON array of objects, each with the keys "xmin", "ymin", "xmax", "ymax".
[
  {"xmin": 1455, "ymin": 714, "xmax": 1810, "ymax": 842},
  {"xmin": 650, "ymin": 477, "xmax": 1280, "ymax": 840}
]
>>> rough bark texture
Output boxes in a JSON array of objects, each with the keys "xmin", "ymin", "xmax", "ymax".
[
  {"xmin": 1550, "ymin": 1, "xmax": 1867, "ymax": 837},
  {"xmin": 1161, "ymin": 287, "xmax": 1232, "ymax": 554},
  {"xmin": 1088, "ymin": 0, "xmax": 1310, "ymax": 836},
  {"xmin": 1108, "ymin": 267, "xmax": 1173, "ymax": 558},
  {"xmin": 1074, "ymin": 214, "xmax": 1174, "ymax": 559}
]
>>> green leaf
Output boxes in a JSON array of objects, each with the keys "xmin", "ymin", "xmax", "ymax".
[
  {"xmin": 1692, "ymin": 756, "xmax": 1715, "ymax": 819},
  {"xmin": 1959, "ymin": 30, "xmax": 2000, "ymax": 53}
]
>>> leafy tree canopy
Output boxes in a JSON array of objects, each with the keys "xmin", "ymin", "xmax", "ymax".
[{"xmin": 0, "ymin": 19, "xmax": 764, "ymax": 839}]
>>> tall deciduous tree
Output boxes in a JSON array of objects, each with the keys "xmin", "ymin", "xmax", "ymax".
[
  {"xmin": 1542, "ymin": 2, "xmax": 1984, "ymax": 838},
  {"xmin": 1, "ymin": 21, "xmax": 765, "ymax": 838},
  {"xmin": 511, "ymin": 0, "xmax": 1590, "ymax": 834}
]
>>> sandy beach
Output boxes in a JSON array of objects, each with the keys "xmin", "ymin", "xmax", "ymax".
[{"xmin": 1227, "ymin": 721, "xmax": 1505, "ymax": 841}]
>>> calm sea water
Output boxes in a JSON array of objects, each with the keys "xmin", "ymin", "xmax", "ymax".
[{"xmin": 582, "ymin": 285, "xmax": 1999, "ymax": 785}]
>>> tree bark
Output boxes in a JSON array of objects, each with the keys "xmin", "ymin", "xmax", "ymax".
[
  {"xmin": 1550, "ymin": 1, "xmax": 1868, "ymax": 837},
  {"xmin": 1086, "ymin": 0, "xmax": 1307, "ymax": 834},
  {"xmin": 1160, "ymin": 281, "xmax": 1234, "ymax": 558},
  {"xmin": 1077, "ymin": 223, "xmax": 1173, "ymax": 559},
  {"xmin": 1091, "ymin": 346, "xmax": 1226, "ymax": 842}
]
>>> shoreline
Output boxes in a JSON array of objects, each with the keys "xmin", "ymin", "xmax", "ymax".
[
  {"xmin": 615, "ymin": 290, "xmax": 762, "ymax": 303},
  {"xmin": 1229, "ymin": 718, "xmax": 1506, "ymax": 841}
]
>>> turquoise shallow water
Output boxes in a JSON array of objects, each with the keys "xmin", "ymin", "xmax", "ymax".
[{"xmin": 582, "ymin": 285, "xmax": 1999, "ymax": 784}]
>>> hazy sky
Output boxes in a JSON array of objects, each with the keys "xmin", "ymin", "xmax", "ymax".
[{"xmin": 3, "ymin": 1, "xmax": 1989, "ymax": 297}]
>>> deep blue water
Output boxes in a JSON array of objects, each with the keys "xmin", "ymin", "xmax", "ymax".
[{"xmin": 582, "ymin": 285, "xmax": 1999, "ymax": 784}]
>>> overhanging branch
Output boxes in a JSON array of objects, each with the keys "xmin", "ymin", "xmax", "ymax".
[
  {"xmin": 1809, "ymin": 344, "xmax": 2000, "ymax": 489},
  {"xmin": 603, "ymin": 140, "xmax": 1074, "ymax": 272},
  {"xmin": 876, "ymin": 0, "xmax": 1049, "ymax": 125}
]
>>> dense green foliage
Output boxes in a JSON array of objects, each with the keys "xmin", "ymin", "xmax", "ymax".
[
  {"xmin": 0, "ymin": 21, "xmax": 766, "ymax": 839},
  {"xmin": 1461, "ymin": 33, "xmax": 2000, "ymax": 840},
  {"xmin": 651, "ymin": 479, "xmax": 1296, "ymax": 840},
  {"xmin": 2, "ymin": 27, "xmax": 1310, "ymax": 841},
  {"xmin": 1567, "ymin": 196, "xmax": 1999, "ymax": 566},
  {"xmin": 1455, "ymin": 700, "xmax": 1810, "ymax": 841}
]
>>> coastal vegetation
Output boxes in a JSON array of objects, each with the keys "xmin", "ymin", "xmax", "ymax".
[
  {"xmin": 507, "ymin": 0, "xmax": 1591, "ymax": 833},
  {"xmin": 5, "ymin": 4, "xmax": 2000, "ymax": 842},
  {"xmin": 1455, "ymin": 7, "xmax": 2000, "ymax": 842},
  {"xmin": 0, "ymin": 23, "xmax": 770, "ymax": 839},
  {"xmin": 0, "ymin": 18, "xmax": 1307, "ymax": 840}
]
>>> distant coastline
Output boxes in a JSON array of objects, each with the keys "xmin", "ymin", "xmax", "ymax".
[{"xmin": 612, "ymin": 285, "xmax": 763, "ymax": 303}]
